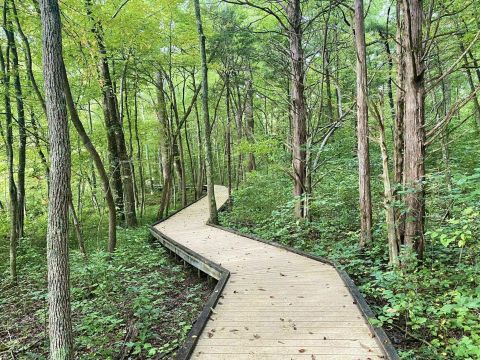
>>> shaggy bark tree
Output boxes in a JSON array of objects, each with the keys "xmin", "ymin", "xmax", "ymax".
[
  {"xmin": 194, "ymin": 0, "xmax": 218, "ymax": 224},
  {"xmin": 39, "ymin": 0, "xmax": 74, "ymax": 357},
  {"xmin": 394, "ymin": 0, "xmax": 406, "ymax": 244},
  {"xmin": 354, "ymin": 0, "xmax": 373, "ymax": 246},
  {"xmin": 287, "ymin": 0, "xmax": 308, "ymax": 219},
  {"xmin": 402, "ymin": 0, "xmax": 426, "ymax": 258}
]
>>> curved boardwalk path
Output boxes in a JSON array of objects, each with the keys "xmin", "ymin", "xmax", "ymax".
[{"xmin": 154, "ymin": 185, "xmax": 391, "ymax": 359}]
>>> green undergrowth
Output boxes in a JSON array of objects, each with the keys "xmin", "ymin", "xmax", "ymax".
[
  {"xmin": 219, "ymin": 169, "xmax": 480, "ymax": 360},
  {"xmin": 0, "ymin": 201, "xmax": 212, "ymax": 359}
]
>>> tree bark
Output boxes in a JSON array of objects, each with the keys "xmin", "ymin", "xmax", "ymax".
[
  {"xmin": 86, "ymin": 1, "xmax": 136, "ymax": 227},
  {"xmin": 3, "ymin": 2, "xmax": 26, "ymax": 240},
  {"xmin": 394, "ymin": 0, "xmax": 406, "ymax": 245},
  {"xmin": 39, "ymin": 0, "xmax": 74, "ymax": 357},
  {"xmin": 372, "ymin": 103, "xmax": 399, "ymax": 266},
  {"xmin": 194, "ymin": 0, "xmax": 218, "ymax": 224},
  {"xmin": 458, "ymin": 41, "xmax": 480, "ymax": 131},
  {"xmin": 287, "ymin": 0, "xmax": 308, "ymax": 219},
  {"xmin": 244, "ymin": 77, "xmax": 256, "ymax": 172},
  {"xmin": 156, "ymin": 71, "xmax": 173, "ymax": 219},
  {"xmin": 0, "ymin": 43, "xmax": 19, "ymax": 283},
  {"xmin": 354, "ymin": 0, "xmax": 373, "ymax": 246},
  {"xmin": 402, "ymin": 0, "xmax": 426, "ymax": 258},
  {"xmin": 62, "ymin": 62, "xmax": 118, "ymax": 253},
  {"xmin": 225, "ymin": 72, "xmax": 233, "ymax": 196}
]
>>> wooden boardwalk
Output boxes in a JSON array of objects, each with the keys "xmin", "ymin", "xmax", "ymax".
[{"xmin": 153, "ymin": 185, "xmax": 394, "ymax": 359}]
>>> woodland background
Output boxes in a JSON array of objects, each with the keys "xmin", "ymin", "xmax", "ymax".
[{"xmin": 0, "ymin": 0, "xmax": 479, "ymax": 358}]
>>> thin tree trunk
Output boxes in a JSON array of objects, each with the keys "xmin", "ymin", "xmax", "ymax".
[
  {"xmin": 3, "ymin": 3, "xmax": 26, "ymax": 240},
  {"xmin": 244, "ymin": 77, "xmax": 256, "ymax": 172},
  {"xmin": 192, "ymin": 72, "xmax": 204, "ymax": 199},
  {"xmin": 458, "ymin": 41, "xmax": 480, "ymax": 131},
  {"xmin": 156, "ymin": 71, "xmax": 173, "ymax": 219},
  {"xmin": 372, "ymin": 103, "xmax": 399, "ymax": 266},
  {"xmin": 133, "ymin": 75, "xmax": 145, "ymax": 215},
  {"xmin": 0, "ymin": 44, "xmax": 19, "ymax": 284},
  {"xmin": 225, "ymin": 72, "xmax": 233, "ymax": 196},
  {"xmin": 86, "ymin": 1, "xmax": 136, "ymax": 227},
  {"xmin": 62, "ymin": 62, "xmax": 118, "ymax": 253},
  {"xmin": 145, "ymin": 144, "xmax": 154, "ymax": 195},
  {"xmin": 354, "ymin": 0, "xmax": 373, "ymax": 246},
  {"xmin": 194, "ymin": 0, "xmax": 218, "ymax": 223},
  {"xmin": 40, "ymin": 0, "xmax": 74, "ymax": 356}
]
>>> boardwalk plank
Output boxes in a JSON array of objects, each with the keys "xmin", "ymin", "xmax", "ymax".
[{"xmin": 154, "ymin": 185, "xmax": 387, "ymax": 359}]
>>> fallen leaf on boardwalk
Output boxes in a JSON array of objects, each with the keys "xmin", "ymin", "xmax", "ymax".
[
  {"xmin": 253, "ymin": 334, "xmax": 260, "ymax": 339},
  {"xmin": 258, "ymin": 288, "xmax": 266, "ymax": 291},
  {"xmin": 280, "ymin": 273, "xmax": 286, "ymax": 276},
  {"xmin": 229, "ymin": 329, "xmax": 239, "ymax": 333},
  {"xmin": 280, "ymin": 318, "xmax": 285, "ymax": 322},
  {"xmin": 278, "ymin": 340, "xmax": 285, "ymax": 344},
  {"xmin": 311, "ymin": 355, "xmax": 316, "ymax": 360},
  {"xmin": 298, "ymin": 348, "xmax": 305, "ymax": 353},
  {"xmin": 207, "ymin": 332, "xmax": 214, "ymax": 338}
]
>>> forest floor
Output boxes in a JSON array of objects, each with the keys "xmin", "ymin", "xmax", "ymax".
[{"xmin": 0, "ymin": 202, "xmax": 213, "ymax": 360}]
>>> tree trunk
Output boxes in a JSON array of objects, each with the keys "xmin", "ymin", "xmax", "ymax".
[
  {"xmin": 62, "ymin": 61, "xmax": 118, "ymax": 253},
  {"xmin": 3, "ymin": 3, "xmax": 26, "ymax": 240},
  {"xmin": 225, "ymin": 72, "xmax": 233, "ymax": 196},
  {"xmin": 402, "ymin": 0, "xmax": 425, "ymax": 258},
  {"xmin": 156, "ymin": 71, "xmax": 173, "ymax": 219},
  {"xmin": 458, "ymin": 41, "xmax": 480, "ymax": 131},
  {"xmin": 194, "ymin": 0, "xmax": 218, "ymax": 224},
  {"xmin": 287, "ymin": 0, "xmax": 308, "ymax": 219},
  {"xmin": 354, "ymin": 0, "xmax": 373, "ymax": 246},
  {"xmin": 133, "ymin": 77, "xmax": 145, "ymax": 215},
  {"xmin": 192, "ymin": 72, "xmax": 204, "ymax": 199},
  {"xmin": 394, "ymin": 0, "xmax": 406, "ymax": 245},
  {"xmin": 245, "ymin": 77, "xmax": 256, "ymax": 172},
  {"xmin": 0, "ymin": 44, "xmax": 19, "ymax": 284},
  {"xmin": 39, "ymin": 0, "xmax": 74, "ymax": 357},
  {"xmin": 86, "ymin": 1, "xmax": 136, "ymax": 227},
  {"xmin": 372, "ymin": 103, "xmax": 399, "ymax": 266}
]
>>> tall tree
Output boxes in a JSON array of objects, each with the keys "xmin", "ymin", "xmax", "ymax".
[
  {"xmin": 353, "ymin": 0, "xmax": 372, "ymax": 246},
  {"xmin": 39, "ymin": 0, "xmax": 74, "ymax": 357},
  {"xmin": 194, "ymin": 0, "xmax": 218, "ymax": 224},
  {"xmin": 86, "ymin": 0, "xmax": 137, "ymax": 227},
  {"xmin": 62, "ymin": 67, "xmax": 118, "ymax": 253},
  {"xmin": 401, "ymin": 0, "xmax": 425, "ymax": 258},
  {"xmin": 3, "ymin": 0, "xmax": 26, "ymax": 240},
  {"xmin": 244, "ymin": 76, "xmax": 256, "ymax": 171},
  {"xmin": 156, "ymin": 71, "xmax": 173, "ymax": 219},
  {"xmin": 287, "ymin": 0, "xmax": 308, "ymax": 219},
  {"xmin": 0, "ymin": 44, "xmax": 18, "ymax": 283}
]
